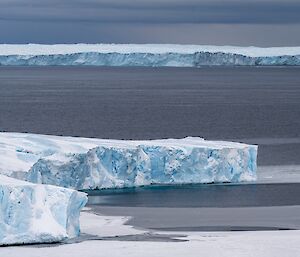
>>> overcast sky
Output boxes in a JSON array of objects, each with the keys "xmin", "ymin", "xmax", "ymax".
[{"xmin": 1, "ymin": 0, "xmax": 300, "ymax": 46}]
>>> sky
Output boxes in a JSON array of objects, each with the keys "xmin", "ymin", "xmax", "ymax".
[{"xmin": 0, "ymin": 0, "xmax": 300, "ymax": 46}]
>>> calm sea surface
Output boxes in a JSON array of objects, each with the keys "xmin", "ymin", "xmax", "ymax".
[{"xmin": 0, "ymin": 66, "xmax": 299, "ymax": 165}]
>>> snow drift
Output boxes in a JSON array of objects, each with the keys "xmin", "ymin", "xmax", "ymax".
[
  {"xmin": 0, "ymin": 174, "xmax": 87, "ymax": 245},
  {"xmin": 0, "ymin": 133, "xmax": 257, "ymax": 190},
  {"xmin": 0, "ymin": 44, "xmax": 299, "ymax": 66}
]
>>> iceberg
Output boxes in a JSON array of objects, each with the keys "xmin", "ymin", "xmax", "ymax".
[
  {"xmin": 0, "ymin": 133, "xmax": 257, "ymax": 190},
  {"xmin": 0, "ymin": 44, "xmax": 299, "ymax": 66},
  {"xmin": 0, "ymin": 174, "xmax": 87, "ymax": 245}
]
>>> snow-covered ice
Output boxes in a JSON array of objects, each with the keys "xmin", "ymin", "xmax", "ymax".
[
  {"xmin": 2, "ymin": 210, "xmax": 300, "ymax": 257},
  {"xmin": 0, "ymin": 133, "xmax": 257, "ymax": 190},
  {"xmin": 0, "ymin": 174, "xmax": 87, "ymax": 245},
  {"xmin": 0, "ymin": 44, "xmax": 299, "ymax": 66}
]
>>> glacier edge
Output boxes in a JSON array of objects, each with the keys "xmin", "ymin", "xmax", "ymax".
[
  {"xmin": 0, "ymin": 44, "xmax": 299, "ymax": 66},
  {"xmin": 0, "ymin": 133, "xmax": 258, "ymax": 190},
  {"xmin": 0, "ymin": 52, "xmax": 299, "ymax": 66},
  {"xmin": 0, "ymin": 174, "xmax": 87, "ymax": 245}
]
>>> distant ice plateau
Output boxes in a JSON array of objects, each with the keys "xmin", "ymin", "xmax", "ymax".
[
  {"xmin": 0, "ymin": 133, "xmax": 257, "ymax": 190},
  {"xmin": 0, "ymin": 44, "xmax": 299, "ymax": 66}
]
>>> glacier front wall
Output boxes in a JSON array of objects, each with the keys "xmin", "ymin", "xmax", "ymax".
[
  {"xmin": 0, "ymin": 175, "xmax": 87, "ymax": 245},
  {"xmin": 0, "ymin": 52, "xmax": 300, "ymax": 66},
  {"xmin": 0, "ymin": 133, "xmax": 257, "ymax": 190},
  {"xmin": 27, "ymin": 141, "xmax": 258, "ymax": 190}
]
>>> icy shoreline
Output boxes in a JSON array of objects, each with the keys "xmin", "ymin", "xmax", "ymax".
[
  {"xmin": 0, "ymin": 133, "xmax": 257, "ymax": 244},
  {"xmin": 0, "ymin": 44, "xmax": 299, "ymax": 66},
  {"xmin": 3, "ymin": 209, "xmax": 300, "ymax": 257}
]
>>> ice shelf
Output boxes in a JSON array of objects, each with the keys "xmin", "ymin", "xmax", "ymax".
[
  {"xmin": 0, "ymin": 133, "xmax": 257, "ymax": 190},
  {"xmin": 0, "ymin": 44, "xmax": 299, "ymax": 66}
]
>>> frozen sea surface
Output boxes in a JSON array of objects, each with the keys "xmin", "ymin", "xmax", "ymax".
[{"xmin": 3, "ymin": 210, "xmax": 300, "ymax": 257}]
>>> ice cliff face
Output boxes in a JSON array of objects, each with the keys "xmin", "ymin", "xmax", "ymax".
[
  {"xmin": 0, "ymin": 174, "xmax": 87, "ymax": 245},
  {"xmin": 0, "ymin": 44, "xmax": 299, "ymax": 66},
  {"xmin": 0, "ymin": 133, "xmax": 257, "ymax": 190}
]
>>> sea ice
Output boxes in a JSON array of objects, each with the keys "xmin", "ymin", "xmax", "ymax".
[{"xmin": 2, "ymin": 210, "xmax": 300, "ymax": 257}]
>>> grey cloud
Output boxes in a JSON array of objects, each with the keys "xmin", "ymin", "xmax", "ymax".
[
  {"xmin": 0, "ymin": 0, "xmax": 300, "ymax": 45},
  {"xmin": 0, "ymin": 0, "xmax": 300, "ymax": 24}
]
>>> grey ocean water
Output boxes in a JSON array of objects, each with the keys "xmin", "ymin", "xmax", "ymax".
[
  {"xmin": 1, "ymin": 66, "xmax": 300, "ymax": 231},
  {"xmin": 0, "ymin": 66, "xmax": 299, "ymax": 165}
]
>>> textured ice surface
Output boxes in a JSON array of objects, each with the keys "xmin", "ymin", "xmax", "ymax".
[
  {"xmin": 0, "ymin": 174, "xmax": 87, "ymax": 245},
  {"xmin": 0, "ymin": 44, "xmax": 299, "ymax": 66},
  {"xmin": 0, "ymin": 133, "xmax": 257, "ymax": 190}
]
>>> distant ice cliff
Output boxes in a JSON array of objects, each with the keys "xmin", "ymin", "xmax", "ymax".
[{"xmin": 0, "ymin": 44, "xmax": 299, "ymax": 66}]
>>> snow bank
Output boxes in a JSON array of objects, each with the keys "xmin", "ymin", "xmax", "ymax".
[
  {"xmin": 0, "ymin": 44, "xmax": 299, "ymax": 66},
  {"xmin": 0, "ymin": 133, "xmax": 257, "ymax": 190},
  {"xmin": 0, "ymin": 174, "xmax": 87, "ymax": 245}
]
